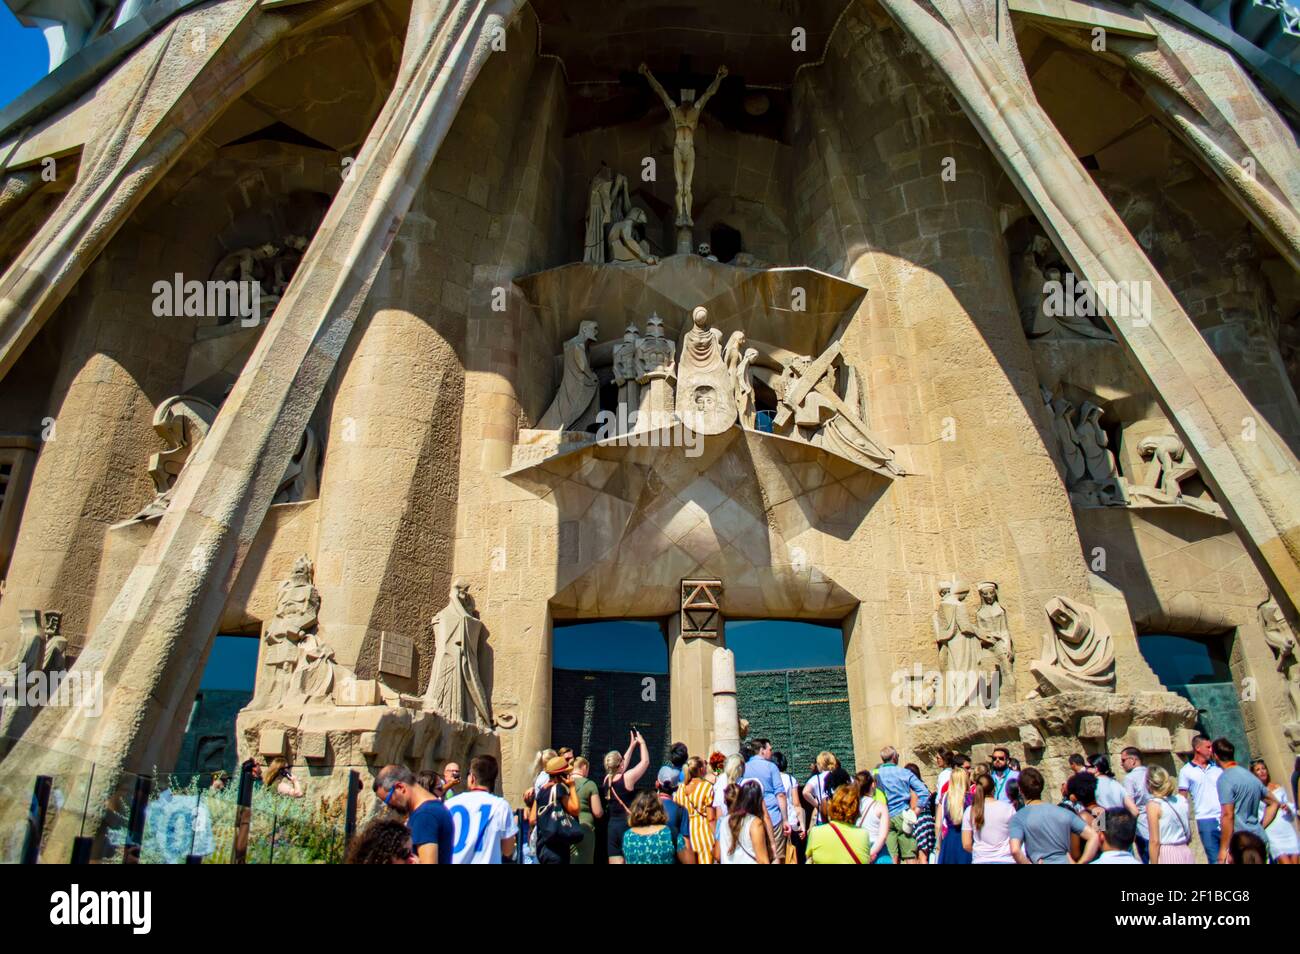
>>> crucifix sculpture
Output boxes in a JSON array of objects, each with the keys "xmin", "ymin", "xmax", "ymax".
[{"xmin": 638, "ymin": 62, "xmax": 728, "ymax": 228}]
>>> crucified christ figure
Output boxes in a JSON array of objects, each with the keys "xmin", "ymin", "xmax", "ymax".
[{"xmin": 638, "ymin": 62, "xmax": 727, "ymax": 227}]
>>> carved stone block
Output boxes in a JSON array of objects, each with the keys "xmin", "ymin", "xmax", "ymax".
[
  {"xmin": 1127, "ymin": 724, "xmax": 1171, "ymax": 753},
  {"xmin": 1019, "ymin": 724, "xmax": 1045, "ymax": 750},
  {"xmin": 680, "ymin": 579, "xmax": 723, "ymax": 637},
  {"xmin": 377, "ymin": 631, "xmax": 414, "ymax": 679},
  {"xmin": 1078, "ymin": 715, "xmax": 1106, "ymax": 739},
  {"xmin": 259, "ymin": 728, "xmax": 287, "ymax": 757},
  {"xmin": 300, "ymin": 731, "xmax": 327, "ymax": 761},
  {"xmin": 357, "ymin": 731, "xmax": 379, "ymax": 756},
  {"xmin": 335, "ymin": 676, "xmax": 383, "ymax": 707}
]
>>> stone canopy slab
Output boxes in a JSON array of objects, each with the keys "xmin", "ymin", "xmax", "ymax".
[
  {"xmin": 513, "ymin": 254, "xmax": 867, "ymax": 362},
  {"xmin": 505, "ymin": 424, "xmax": 891, "ymax": 619}
]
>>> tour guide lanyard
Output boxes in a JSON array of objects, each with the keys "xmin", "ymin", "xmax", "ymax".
[{"xmin": 993, "ymin": 769, "xmax": 1010, "ymax": 800}]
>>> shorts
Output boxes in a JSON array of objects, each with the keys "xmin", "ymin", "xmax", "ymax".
[
  {"xmin": 572, "ymin": 824, "xmax": 596, "ymax": 864},
  {"xmin": 607, "ymin": 815, "xmax": 629, "ymax": 858},
  {"xmin": 770, "ymin": 820, "xmax": 788, "ymax": 864},
  {"xmin": 887, "ymin": 814, "xmax": 919, "ymax": 860}
]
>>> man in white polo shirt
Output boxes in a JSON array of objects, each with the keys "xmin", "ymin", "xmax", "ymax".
[{"xmin": 1177, "ymin": 734, "xmax": 1223, "ymax": 863}]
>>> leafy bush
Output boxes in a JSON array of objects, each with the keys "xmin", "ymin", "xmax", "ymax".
[{"xmin": 112, "ymin": 776, "xmax": 347, "ymax": 864}]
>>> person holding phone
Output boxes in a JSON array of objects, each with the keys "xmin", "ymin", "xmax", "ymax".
[{"xmin": 603, "ymin": 729, "xmax": 650, "ymax": 863}]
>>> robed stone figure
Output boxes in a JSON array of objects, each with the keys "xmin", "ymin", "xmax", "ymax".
[
  {"xmin": 933, "ymin": 581, "xmax": 982, "ymax": 711},
  {"xmin": 539, "ymin": 321, "xmax": 600, "ymax": 431},
  {"xmin": 424, "ymin": 580, "xmax": 491, "ymax": 730},
  {"xmin": 676, "ymin": 306, "xmax": 736, "ymax": 435}
]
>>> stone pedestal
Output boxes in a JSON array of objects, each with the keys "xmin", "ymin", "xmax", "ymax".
[
  {"xmin": 906, "ymin": 690, "xmax": 1197, "ymax": 792},
  {"xmin": 669, "ymin": 613, "xmax": 723, "ymax": 757},
  {"xmin": 676, "ymin": 227, "xmax": 692, "ymax": 255}
]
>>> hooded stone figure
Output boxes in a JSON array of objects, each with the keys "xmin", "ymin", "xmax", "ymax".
[
  {"xmin": 1029, "ymin": 595, "xmax": 1115, "ymax": 696},
  {"xmin": 1075, "ymin": 401, "xmax": 1117, "ymax": 483},
  {"xmin": 424, "ymin": 579, "xmax": 491, "ymax": 730},
  {"xmin": 583, "ymin": 162, "xmax": 630, "ymax": 264}
]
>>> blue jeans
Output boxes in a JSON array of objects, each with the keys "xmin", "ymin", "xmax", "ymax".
[
  {"xmin": 1135, "ymin": 835, "xmax": 1149, "ymax": 864},
  {"xmin": 1197, "ymin": 819, "xmax": 1221, "ymax": 863}
]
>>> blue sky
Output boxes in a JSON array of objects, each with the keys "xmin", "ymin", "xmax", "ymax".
[
  {"xmin": 1, "ymin": 11, "xmax": 51, "ymax": 109},
  {"xmin": 554, "ymin": 619, "xmax": 845, "ymax": 673}
]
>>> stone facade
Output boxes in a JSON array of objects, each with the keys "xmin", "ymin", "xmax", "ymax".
[{"xmin": 0, "ymin": 0, "xmax": 1298, "ymax": 852}]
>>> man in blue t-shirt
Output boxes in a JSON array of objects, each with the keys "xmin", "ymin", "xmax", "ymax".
[
  {"xmin": 374, "ymin": 764, "xmax": 455, "ymax": 864},
  {"xmin": 1009, "ymin": 766, "xmax": 1100, "ymax": 864},
  {"xmin": 743, "ymin": 738, "xmax": 790, "ymax": 862},
  {"xmin": 1211, "ymin": 737, "xmax": 1278, "ymax": 863}
]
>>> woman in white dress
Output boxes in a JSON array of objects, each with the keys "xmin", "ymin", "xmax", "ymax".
[
  {"xmin": 1251, "ymin": 759, "xmax": 1299, "ymax": 863},
  {"xmin": 1145, "ymin": 766, "xmax": 1195, "ymax": 864}
]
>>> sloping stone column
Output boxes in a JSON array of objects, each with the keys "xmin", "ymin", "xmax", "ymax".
[
  {"xmin": 1077, "ymin": 11, "xmax": 1300, "ymax": 272},
  {"xmin": 879, "ymin": 0, "xmax": 1300, "ymax": 619},
  {"xmin": 0, "ymin": 0, "xmax": 525, "ymax": 850},
  {"xmin": 0, "ymin": 0, "xmax": 284, "ymax": 379}
]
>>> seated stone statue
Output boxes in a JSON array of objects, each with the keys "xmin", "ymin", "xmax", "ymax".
[
  {"xmin": 1028, "ymin": 595, "xmax": 1116, "ymax": 696},
  {"xmin": 254, "ymin": 555, "xmax": 349, "ymax": 708},
  {"xmin": 608, "ymin": 208, "xmax": 659, "ymax": 265}
]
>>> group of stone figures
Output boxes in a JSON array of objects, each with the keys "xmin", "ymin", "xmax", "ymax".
[
  {"xmin": 583, "ymin": 62, "xmax": 757, "ymax": 265},
  {"xmin": 251, "ymin": 555, "xmax": 492, "ymax": 731},
  {"xmin": 1043, "ymin": 389, "xmax": 1222, "ymax": 516},
  {"xmin": 916, "ymin": 583, "xmax": 1117, "ymax": 717},
  {"xmin": 207, "ymin": 236, "xmax": 308, "ymax": 329},
  {"xmin": 537, "ymin": 306, "xmax": 902, "ymax": 474}
]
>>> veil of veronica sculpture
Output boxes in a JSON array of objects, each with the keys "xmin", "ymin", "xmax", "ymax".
[{"xmin": 0, "ymin": 0, "xmax": 1298, "ymax": 851}]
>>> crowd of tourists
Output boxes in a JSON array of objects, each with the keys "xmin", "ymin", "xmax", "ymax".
[{"xmin": 346, "ymin": 731, "xmax": 1300, "ymax": 865}]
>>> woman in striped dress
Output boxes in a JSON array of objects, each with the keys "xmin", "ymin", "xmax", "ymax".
[{"xmin": 677, "ymin": 756, "xmax": 717, "ymax": 863}]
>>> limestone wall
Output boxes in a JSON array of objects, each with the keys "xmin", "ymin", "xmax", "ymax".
[
  {"xmin": 787, "ymin": 6, "xmax": 1135, "ymax": 767},
  {"xmin": 312, "ymin": 10, "xmax": 555, "ymax": 698}
]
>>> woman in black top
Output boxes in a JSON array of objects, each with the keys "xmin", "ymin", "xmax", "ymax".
[{"xmin": 603, "ymin": 730, "xmax": 650, "ymax": 863}]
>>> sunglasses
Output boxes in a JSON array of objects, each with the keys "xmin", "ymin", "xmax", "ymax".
[{"xmin": 382, "ymin": 784, "xmax": 401, "ymax": 806}]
